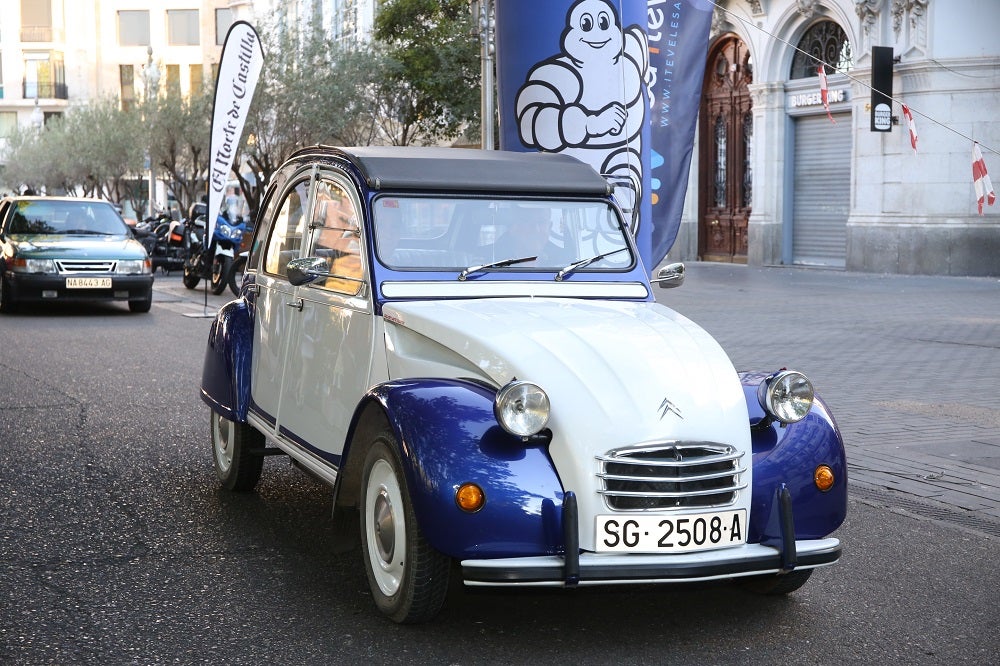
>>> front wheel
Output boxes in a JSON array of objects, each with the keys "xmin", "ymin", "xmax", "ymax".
[
  {"xmin": 0, "ymin": 273, "xmax": 16, "ymax": 313},
  {"xmin": 360, "ymin": 434, "xmax": 450, "ymax": 623},
  {"xmin": 228, "ymin": 256, "xmax": 246, "ymax": 296},
  {"xmin": 210, "ymin": 409, "xmax": 265, "ymax": 491},
  {"xmin": 128, "ymin": 288, "xmax": 152, "ymax": 313},
  {"xmin": 210, "ymin": 256, "xmax": 232, "ymax": 295}
]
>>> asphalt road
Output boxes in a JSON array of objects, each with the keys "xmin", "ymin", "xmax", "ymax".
[{"xmin": 0, "ymin": 270, "xmax": 997, "ymax": 664}]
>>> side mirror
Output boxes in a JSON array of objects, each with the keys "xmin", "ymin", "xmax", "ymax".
[
  {"xmin": 652, "ymin": 262, "xmax": 685, "ymax": 289},
  {"xmin": 286, "ymin": 256, "xmax": 330, "ymax": 286}
]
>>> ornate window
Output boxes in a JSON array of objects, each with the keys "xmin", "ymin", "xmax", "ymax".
[
  {"xmin": 742, "ymin": 111, "xmax": 753, "ymax": 209},
  {"xmin": 790, "ymin": 20, "xmax": 853, "ymax": 79},
  {"xmin": 713, "ymin": 114, "xmax": 727, "ymax": 208}
]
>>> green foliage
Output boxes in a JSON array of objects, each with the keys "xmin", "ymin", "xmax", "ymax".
[
  {"xmin": 374, "ymin": 0, "xmax": 480, "ymax": 143},
  {"xmin": 1, "ymin": 3, "xmax": 482, "ymax": 215}
]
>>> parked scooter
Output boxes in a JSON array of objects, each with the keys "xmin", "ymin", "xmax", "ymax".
[
  {"xmin": 134, "ymin": 217, "xmax": 189, "ymax": 274},
  {"xmin": 182, "ymin": 212, "xmax": 248, "ymax": 295}
]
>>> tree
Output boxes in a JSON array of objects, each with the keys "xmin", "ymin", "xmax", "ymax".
[
  {"xmin": 145, "ymin": 86, "xmax": 213, "ymax": 217},
  {"xmin": 374, "ymin": 0, "xmax": 480, "ymax": 145}
]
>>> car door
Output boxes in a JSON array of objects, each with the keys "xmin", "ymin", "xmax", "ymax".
[
  {"xmin": 249, "ymin": 169, "xmax": 313, "ymax": 430},
  {"xmin": 277, "ymin": 171, "xmax": 375, "ymax": 463}
]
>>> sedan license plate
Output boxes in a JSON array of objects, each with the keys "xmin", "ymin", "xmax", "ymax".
[
  {"xmin": 596, "ymin": 509, "xmax": 747, "ymax": 553},
  {"xmin": 66, "ymin": 277, "xmax": 112, "ymax": 289}
]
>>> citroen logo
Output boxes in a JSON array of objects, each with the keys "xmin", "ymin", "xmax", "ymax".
[{"xmin": 659, "ymin": 398, "xmax": 683, "ymax": 420}]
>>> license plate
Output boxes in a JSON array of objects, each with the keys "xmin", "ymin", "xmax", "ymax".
[
  {"xmin": 66, "ymin": 277, "xmax": 112, "ymax": 289},
  {"xmin": 596, "ymin": 509, "xmax": 747, "ymax": 553}
]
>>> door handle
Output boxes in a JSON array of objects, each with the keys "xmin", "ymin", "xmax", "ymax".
[{"xmin": 286, "ymin": 297, "xmax": 303, "ymax": 311}]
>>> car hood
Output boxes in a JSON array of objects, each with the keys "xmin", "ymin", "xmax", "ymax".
[
  {"xmin": 383, "ymin": 297, "xmax": 752, "ymax": 545},
  {"xmin": 8, "ymin": 235, "xmax": 146, "ymax": 259}
]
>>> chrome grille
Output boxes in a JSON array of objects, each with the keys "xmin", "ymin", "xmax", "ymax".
[
  {"xmin": 597, "ymin": 443, "xmax": 746, "ymax": 510},
  {"xmin": 56, "ymin": 259, "xmax": 115, "ymax": 274}
]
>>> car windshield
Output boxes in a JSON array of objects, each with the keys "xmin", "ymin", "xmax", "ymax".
[
  {"xmin": 373, "ymin": 196, "xmax": 634, "ymax": 274},
  {"xmin": 7, "ymin": 200, "xmax": 129, "ymax": 236}
]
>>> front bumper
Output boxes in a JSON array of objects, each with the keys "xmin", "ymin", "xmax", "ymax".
[
  {"xmin": 6, "ymin": 272, "xmax": 154, "ymax": 303},
  {"xmin": 461, "ymin": 538, "xmax": 841, "ymax": 587}
]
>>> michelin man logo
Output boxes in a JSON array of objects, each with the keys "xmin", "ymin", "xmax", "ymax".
[{"xmin": 515, "ymin": 0, "xmax": 649, "ymax": 232}]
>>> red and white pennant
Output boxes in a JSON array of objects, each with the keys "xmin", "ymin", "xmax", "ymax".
[
  {"xmin": 901, "ymin": 104, "xmax": 918, "ymax": 154},
  {"xmin": 818, "ymin": 64, "xmax": 836, "ymax": 124},
  {"xmin": 973, "ymin": 142, "xmax": 995, "ymax": 215}
]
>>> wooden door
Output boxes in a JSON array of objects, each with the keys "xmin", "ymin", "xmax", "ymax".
[{"xmin": 699, "ymin": 36, "xmax": 753, "ymax": 263}]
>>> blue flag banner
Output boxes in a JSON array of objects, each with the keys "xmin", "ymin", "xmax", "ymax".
[{"xmin": 496, "ymin": 0, "xmax": 711, "ymax": 272}]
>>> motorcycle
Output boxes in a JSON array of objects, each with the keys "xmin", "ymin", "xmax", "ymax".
[
  {"xmin": 134, "ymin": 216, "xmax": 189, "ymax": 274},
  {"xmin": 182, "ymin": 213, "xmax": 247, "ymax": 295}
]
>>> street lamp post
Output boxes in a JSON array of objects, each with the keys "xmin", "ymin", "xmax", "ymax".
[
  {"xmin": 471, "ymin": 1, "xmax": 495, "ymax": 150},
  {"xmin": 142, "ymin": 46, "xmax": 161, "ymax": 218}
]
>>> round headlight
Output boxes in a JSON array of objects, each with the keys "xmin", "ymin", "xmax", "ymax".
[
  {"xmin": 494, "ymin": 381, "xmax": 550, "ymax": 437},
  {"xmin": 758, "ymin": 370, "xmax": 814, "ymax": 424}
]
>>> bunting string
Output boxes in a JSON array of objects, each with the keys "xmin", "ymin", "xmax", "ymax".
[{"xmin": 708, "ymin": 1, "xmax": 999, "ymax": 159}]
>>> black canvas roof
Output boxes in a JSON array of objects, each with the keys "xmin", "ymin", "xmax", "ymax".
[{"xmin": 307, "ymin": 146, "xmax": 612, "ymax": 196}]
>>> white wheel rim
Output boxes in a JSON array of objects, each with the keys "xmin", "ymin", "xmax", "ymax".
[
  {"xmin": 365, "ymin": 458, "xmax": 406, "ymax": 597},
  {"xmin": 212, "ymin": 413, "xmax": 234, "ymax": 473}
]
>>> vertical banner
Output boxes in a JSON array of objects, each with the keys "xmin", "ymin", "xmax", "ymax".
[
  {"xmin": 496, "ymin": 0, "xmax": 712, "ymax": 271},
  {"xmin": 207, "ymin": 21, "xmax": 264, "ymax": 242}
]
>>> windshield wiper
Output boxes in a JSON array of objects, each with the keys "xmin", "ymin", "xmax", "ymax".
[
  {"xmin": 458, "ymin": 256, "xmax": 538, "ymax": 281},
  {"xmin": 555, "ymin": 247, "xmax": 628, "ymax": 281}
]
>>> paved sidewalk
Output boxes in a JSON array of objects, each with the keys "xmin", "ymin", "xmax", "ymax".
[{"xmin": 656, "ymin": 262, "xmax": 1000, "ymax": 535}]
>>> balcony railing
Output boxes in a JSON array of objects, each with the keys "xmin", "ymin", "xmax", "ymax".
[
  {"xmin": 22, "ymin": 82, "xmax": 69, "ymax": 100},
  {"xmin": 21, "ymin": 26, "xmax": 65, "ymax": 43}
]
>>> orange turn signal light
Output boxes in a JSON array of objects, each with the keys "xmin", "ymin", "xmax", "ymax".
[
  {"xmin": 455, "ymin": 483, "xmax": 485, "ymax": 512},
  {"xmin": 814, "ymin": 465, "xmax": 835, "ymax": 492}
]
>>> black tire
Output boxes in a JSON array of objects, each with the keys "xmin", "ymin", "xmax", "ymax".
[
  {"xmin": 738, "ymin": 568, "xmax": 814, "ymax": 595},
  {"xmin": 182, "ymin": 266, "xmax": 201, "ymax": 289},
  {"xmin": 210, "ymin": 256, "xmax": 232, "ymax": 295},
  {"xmin": 128, "ymin": 288, "xmax": 153, "ymax": 313},
  {"xmin": 228, "ymin": 256, "xmax": 246, "ymax": 296},
  {"xmin": 0, "ymin": 273, "xmax": 16, "ymax": 314},
  {"xmin": 210, "ymin": 409, "xmax": 265, "ymax": 491},
  {"xmin": 360, "ymin": 434, "xmax": 450, "ymax": 623}
]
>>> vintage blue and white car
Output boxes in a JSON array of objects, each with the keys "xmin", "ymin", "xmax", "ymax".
[{"xmin": 201, "ymin": 146, "xmax": 846, "ymax": 623}]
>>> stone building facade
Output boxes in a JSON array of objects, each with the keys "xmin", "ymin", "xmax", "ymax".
[{"xmin": 666, "ymin": 0, "xmax": 1000, "ymax": 276}]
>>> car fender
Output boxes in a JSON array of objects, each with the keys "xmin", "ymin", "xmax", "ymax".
[
  {"xmin": 349, "ymin": 378, "xmax": 567, "ymax": 560},
  {"xmin": 200, "ymin": 298, "xmax": 253, "ymax": 423},
  {"xmin": 740, "ymin": 375, "xmax": 848, "ymax": 541}
]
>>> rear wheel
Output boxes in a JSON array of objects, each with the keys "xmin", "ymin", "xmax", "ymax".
[
  {"xmin": 210, "ymin": 256, "xmax": 232, "ymax": 295},
  {"xmin": 182, "ymin": 266, "xmax": 201, "ymax": 289},
  {"xmin": 211, "ymin": 409, "xmax": 265, "ymax": 491},
  {"xmin": 738, "ymin": 568, "xmax": 813, "ymax": 595},
  {"xmin": 360, "ymin": 433, "xmax": 450, "ymax": 623}
]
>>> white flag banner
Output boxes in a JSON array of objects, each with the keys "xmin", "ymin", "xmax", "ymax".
[{"xmin": 207, "ymin": 21, "xmax": 264, "ymax": 241}]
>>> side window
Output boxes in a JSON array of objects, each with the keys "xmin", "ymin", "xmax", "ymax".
[
  {"xmin": 263, "ymin": 179, "xmax": 310, "ymax": 277},
  {"xmin": 308, "ymin": 178, "xmax": 364, "ymax": 295}
]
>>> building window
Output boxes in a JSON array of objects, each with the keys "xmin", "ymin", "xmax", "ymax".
[
  {"xmin": 165, "ymin": 64, "xmax": 181, "ymax": 94},
  {"xmin": 120, "ymin": 64, "xmax": 135, "ymax": 111},
  {"xmin": 167, "ymin": 9, "xmax": 200, "ymax": 46},
  {"xmin": 790, "ymin": 20, "xmax": 853, "ymax": 79},
  {"xmin": 118, "ymin": 10, "xmax": 150, "ymax": 47},
  {"xmin": 23, "ymin": 53, "xmax": 67, "ymax": 99},
  {"xmin": 0, "ymin": 111, "xmax": 17, "ymax": 138},
  {"xmin": 190, "ymin": 64, "xmax": 204, "ymax": 95},
  {"xmin": 21, "ymin": 0, "xmax": 54, "ymax": 42},
  {"xmin": 216, "ymin": 8, "xmax": 234, "ymax": 45}
]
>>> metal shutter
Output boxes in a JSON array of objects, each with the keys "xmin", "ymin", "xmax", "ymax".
[{"xmin": 791, "ymin": 112, "xmax": 851, "ymax": 267}]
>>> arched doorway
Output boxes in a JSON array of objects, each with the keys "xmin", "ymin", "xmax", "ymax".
[{"xmin": 698, "ymin": 35, "xmax": 752, "ymax": 263}]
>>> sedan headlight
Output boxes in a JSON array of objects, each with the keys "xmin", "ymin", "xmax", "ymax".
[
  {"xmin": 494, "ymin": 380, "xmax": 550, "ymax": 437},
  {"xmin": 757, "ymin": 370, "xmax": 814, "ymax": 424},
  {"xmin": 12, "ymin": 258, "xmax": 57, "ymax": 273},
  {"xmin": 116, "ymin": 259, "xmax": 151, "ymax": 275}
]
